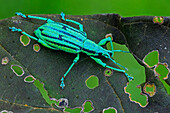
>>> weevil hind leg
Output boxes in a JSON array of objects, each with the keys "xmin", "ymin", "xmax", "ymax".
[
  {"xmin": 60, "ymin": 54, "xmax": 80, "ymax": 89},
  {"xmin": 60, "ymin": 12, "xmax": 84, "ymax": 31},
  {"xmin": 90, "ymin": 56, "xmax": 133, "ymax": 81},
  {"xmin": 15, "ymin": 12, "xmax": 55, "ymax": 23}
]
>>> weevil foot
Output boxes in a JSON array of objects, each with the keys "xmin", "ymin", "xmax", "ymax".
[
  {"xmin": 60, "ymin": 81, "xmax": 65, "ymax": 89},
  {"xmin": 125, "ymin": 73, "xmax": 134, "ymax": 81},
  {"xmin": 9, "ymin": 27, "xmax": 22, "ymax": 32},
  {"xmin": 15, "ymin": 12, "xmax": 27, "ymax": 18},
  {"xmin": 60, "ymin": 12, "xmax": 65, "ymax": 20},
  {"xmin": 60, "ymin": 77, "xmax": 65, "ymax": 89},
  {"xmin": 128, "ymin": 76, "xmax": 134, "ymax": 80}
]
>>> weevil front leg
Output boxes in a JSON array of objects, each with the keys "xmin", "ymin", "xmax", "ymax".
[
  {"xmin": 16, "ymin": 12, "xmax": 55, "ymax": 23},
  {"xmin": 9, "ymin": 27, "xmax": 58, "ymax": 50},
  {"xmin": 98, "ymin": 37, "xmax": 130, "ymax": 57},
  {"xmin": 98, "ymin": 36, "xmax": 114, "ymax": 56},
  {"xmin": 9, "ymin": 27, "xmax": 38, "ymax": 41},
  {"xmin": 61, "ymin": 12, "xmax": 83, "ymax": 31},
  {"xmin": 90, "ymin": 56, "xmax": 133, "ymax": 80},
  {"xmin": 60, "ymin": 54, "xmax": 80, "ymax": 89}
]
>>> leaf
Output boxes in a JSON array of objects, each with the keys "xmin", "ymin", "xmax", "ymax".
[{"xmin": 0, "ymin": 14, "xmax": 170, "ymax": 113}]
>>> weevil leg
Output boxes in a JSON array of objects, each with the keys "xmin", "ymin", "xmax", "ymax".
[
  {"xmin": 98, "ymin": 36, "xmax": 114, "ymax": 56},
  {"xmin": 9, "ymin": 27, "xmax": 38, "ymax": 41},
  {"xmin": 97, "ymin": 36, "xmax": 128, "ymax": 69},
  {"xmin": 9, "ymin": 27, "xmax": 58, "ymax": 50},
  {"xmin": 112, "ymin": 50, "xmax": 130, "ymax": 53},
  {"xmin": 60, "ymin": 12, "xmax": 83, "ymax": 31},
  {"xmin": 60, "ymin": 54, "xmax": 80, "ymax": 89},
  {"xmin": 90, "ymin": 56, "xmax": 133, "ymax": 81},
  {"xmin": 15, "ymin": 12, "xmax": 55, "ymax": 23},
  {"xmin": 98, "ymin": 37, "xmax": 129, "ymax": 56},
  {"xmin": 98, "ymin": 37, "xmax": 113, "ymax": 47},
  {"xmin": 108, "ymin": 57, "xmax": 128, "ymax": 70},
  {"xmin": 37, "ymin": 39, "xmax": 59, "ymax": 50},
  {"xmin": 113, "ymin": 50, "xmax": 130, "ymax": 53}
]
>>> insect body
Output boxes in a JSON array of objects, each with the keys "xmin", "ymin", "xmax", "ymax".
[
  {"xmin": 9, "ymin": 12, "xmax": 133, "ymax": 89},
  {"xmin": 35, "ymin": 22, "xmax": 85, "ymax": 53}
]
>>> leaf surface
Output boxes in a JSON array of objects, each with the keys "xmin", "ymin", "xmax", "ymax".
[{"xmin": 0, "ymin": 14, "xmax": 170, "ymax": 113}]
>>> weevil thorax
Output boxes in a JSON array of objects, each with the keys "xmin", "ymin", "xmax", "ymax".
[{"xmin": 82, "ymin": 39, "xmax": 112, "ymax": 58}]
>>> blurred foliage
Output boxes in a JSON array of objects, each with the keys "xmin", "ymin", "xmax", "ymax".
[{"xmin": 0, "ymin": 0, "xmax": 170, "ymax": 19}]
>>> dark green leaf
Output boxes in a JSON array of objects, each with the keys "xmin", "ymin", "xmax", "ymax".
[{"xmin": 0, "ymin": 14, "xmax": 169, "ymax": 113}]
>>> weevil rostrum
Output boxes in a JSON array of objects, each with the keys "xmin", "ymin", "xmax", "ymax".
[{"xmin": 9, "ymin": 12, "xmax": 133, "ymax": 89}]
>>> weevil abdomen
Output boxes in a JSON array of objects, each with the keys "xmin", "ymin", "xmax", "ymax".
[{"xmin": 34, "ymin": 22, "xmax": 87, "ymax": 54}]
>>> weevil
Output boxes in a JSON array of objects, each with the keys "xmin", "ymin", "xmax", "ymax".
[{"xmin": 9, "ymin": 12, "xmax": 133, "ymax": 89}]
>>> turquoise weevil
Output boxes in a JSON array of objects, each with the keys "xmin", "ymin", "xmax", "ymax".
[{"xmin": 9, "ymin": 12, "xmax": 133, "ymax": 89}]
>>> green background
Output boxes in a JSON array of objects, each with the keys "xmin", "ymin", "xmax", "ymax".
[{"xmin": 0, "ymin": 0, "xmax": 170, "ymax": 19}]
